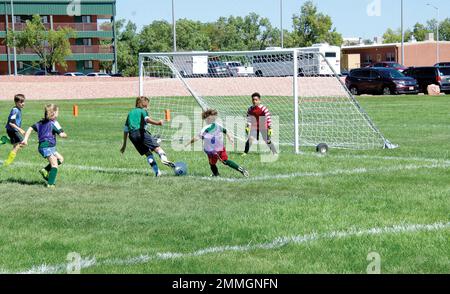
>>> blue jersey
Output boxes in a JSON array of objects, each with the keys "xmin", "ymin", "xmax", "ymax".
[
  {"xmin": 31, "ymin": 120, "xmax": 64, "ymax": 148},
  {"xmin": 5, "ymin": 107, "xmax": 22, "ymax": 131}
]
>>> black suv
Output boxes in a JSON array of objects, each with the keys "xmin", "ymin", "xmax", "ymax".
[
  {"xmin": 403, "ymin": 67, "xmax": 450, "ymax": 94},
  {"xmin": 345, "ymin": 68, "xmax": 418, "ymax": 95}
]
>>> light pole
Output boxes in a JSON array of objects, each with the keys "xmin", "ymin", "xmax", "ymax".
[
  {"xmin": 10, "ymin": 0, "xmax": 17, "ymax": 76},
  {"xmin": 401, "ymin": 0, "xmax": 404, "ymax": 65},
  {"xmin": 280, "ymin": 0, "xmax": 283, "ymax": 48},
  {"xmin": 427, "ymin": 3, "xmax": 439, "ymax": 64},
  {"xmin": 172, "ymin": 0, "xmax": 176, "ymax": 52}
]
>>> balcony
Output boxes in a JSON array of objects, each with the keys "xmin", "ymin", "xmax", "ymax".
[
  {"xmin": 0, "ymin": 45, "xmax": 113, "ymax": 55},
  {"xmin": 1, "ymin": 23, "xmax": 112, "ymax": 32}
]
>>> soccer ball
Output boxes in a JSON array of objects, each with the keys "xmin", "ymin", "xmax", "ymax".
[
  {"xmin": 316, "ymin": 143, "xmax": 329, "ymax": 154},
  {"xmin": 174, "ymin": 162, "xmax": 188, "ymax": 176}
]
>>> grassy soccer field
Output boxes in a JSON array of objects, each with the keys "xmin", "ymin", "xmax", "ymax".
[{"xmin": 0, "ymin": 95, "xmax": 448, "ymax": 274}]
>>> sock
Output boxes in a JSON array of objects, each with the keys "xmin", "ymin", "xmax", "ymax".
[
  {"xmin": 244, "ymin": 140, "xmax": 251, "ymax": 154},
  {"xmin": 45, "ymin": 160, "xmax": 63, "ymax": 172},
  {"xmin": 48, "ymin": 168, "xmax": 58, "ymax": 185},
  {"xmin": 267, "ymin": 142, "xmax": 277, "ymax": 154},
  {"xmin": 210, "ymin": 164, "xmax": 219, "ymax": 176},
  {"xmin": 3, "ymin": 151, "xmax": 17, "ymax": 166},
  {"xmin": 156, "ymin": 148, "xmax": 168, "ymax": 162},
  {"xmin": 223, "ymin": 160, "xmax": 240, "ymax": 172},
  {"xmin": 147, "ymin": 154, "xmax": 160, "ymax": 175},
  {"xmin": 155, "ymin": 148, "xmax": 174, "ymax": 168}
]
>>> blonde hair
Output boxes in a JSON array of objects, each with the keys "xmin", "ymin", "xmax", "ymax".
[
  {"xmin": 44, "ymin": 104, "xmax": 59, "ymax": 120},
  {"xmin": 202, "ymin": 109, "xmax": 218, "ymax": 120},
  {"xmin": 136, "ymin": 96, "xmax": 150, "ymax": 108}
]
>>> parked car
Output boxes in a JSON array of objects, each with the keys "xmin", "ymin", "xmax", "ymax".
[
  {"xmin": 86, "ymin": 72, "xmax": 111, "ymax": 77},
  {"xmin": 435, "ymin": 62, "xmax": 450, "ymax": 67},
  {"xmin": 367, "ymin": 62, "xmax": 407, "ymax": 72},
  {"xmin": 64, "ymin": 72, "xmax": 85, "ymax": 77},
  {"xmin": 207, "ymin": 61, "xmax": 229, "ymax": 77},
  {"xmin": 403, "ymin": 66, "xmax": 450, "ymax": 94},
  {"xmin": 224, "ymin": 61, "xmax": 254, "ymax": 77},
  {"xmin": 345, "ymin": 67, "xmax": 418, "ymax": 95},
  {"xmin": 110, "ymin": 72, "xmax": 124, "ymax": 77}
]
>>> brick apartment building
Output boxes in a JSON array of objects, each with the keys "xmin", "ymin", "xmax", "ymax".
[
  {"xmin": 342, "ymin": 39, "xmax": 450, "ymax": 70},
  {"xmin": 0, "ymin": 0, "xmax": 117, "ymax": 75}
]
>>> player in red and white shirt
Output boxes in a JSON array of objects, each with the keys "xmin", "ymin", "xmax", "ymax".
[{"xmin": 243, "ymin": 92, "xmax": 277, "ymax": 155}]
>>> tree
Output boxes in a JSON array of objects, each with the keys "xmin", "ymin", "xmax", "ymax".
[
  {"xmin": 413, "ymin": 22, "xmax": 430, "ymax": 41},
  {"xmin": 382, "ymin": 28, "xmax": 412, "ymax": 43},
  {"xmin": 7, "ymin": 15, "xmax": 75, "ymax": 72},
  {"xmin": 116, "ymin": 20, "xmax": 141, "ymax": 77},
  {"xmin": 291, "ymin": 1, "xmax": 343, "ymax": 47},
  {"xmin": 438, "ymin": 18, "xmax": 450, "ymax": 41}
]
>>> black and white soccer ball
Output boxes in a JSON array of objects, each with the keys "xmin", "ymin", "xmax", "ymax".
[{"xmin": 316, "ymin": 143, "xmax": 329, "ymax": 154}]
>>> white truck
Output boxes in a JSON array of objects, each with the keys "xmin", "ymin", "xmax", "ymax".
[
  {"xmin": 173, "ymin": 53, "xmax": 208, "ymax": 77},
  {"xmin": 224, "ymin": 61, "xmax": 254, "ymax": 77}
]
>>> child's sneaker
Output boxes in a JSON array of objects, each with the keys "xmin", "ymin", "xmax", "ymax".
[
  {"xmin": 46, "ymin": 184, "xmax": 56, "ymax": 189},
  {"xmin": 39, "ymin": 169, "xmax": 49, "ymax": 181},
  {"xmin": 156, "ymin": 171, "xmax": 162, "ymax": 177},
  {"xmin": 238, "ymin": 167, "xmax": 249, "ymax": 178},
  {"xmin": 210, "ymin": 173, "xmax": 220, "ymax": 177}
]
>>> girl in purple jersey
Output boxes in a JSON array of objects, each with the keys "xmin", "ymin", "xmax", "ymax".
[{"xmin": 22, "ymin": 104, "xmax": 68, "ymax": 188}]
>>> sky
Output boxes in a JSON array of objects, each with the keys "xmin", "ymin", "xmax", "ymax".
[{"xmin": 116, "ymin": 0, "xmax": 449, "ymax": 40}]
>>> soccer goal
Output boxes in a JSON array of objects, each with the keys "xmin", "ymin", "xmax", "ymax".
[{"xmin": 138, "ymin": 49, "xmax": 396, "ymax": 153}]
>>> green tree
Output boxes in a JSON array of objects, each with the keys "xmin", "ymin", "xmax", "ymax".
[
  {"xmin": 413, "ymin": 22, "xmax": 430, "ymax": 41},
  {"xmin": 7, "ymin": 14, "xmax": 74, "ymax": 72},
  {"xmin": 382, "ymin": 28, "xmax": 412, "ymax": 43},
  {"xmin": 291, "ymin": 1, "xmax": 343, "ymax": 47},
  {"xmin": 116, "ymin": 20, "xmax": 141, "ymax": 77},
  {"xmin": 438, "ymin": 18, "xmax": 450, "ymax": 41}
]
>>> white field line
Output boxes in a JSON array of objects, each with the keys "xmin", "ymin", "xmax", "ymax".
[
  {"xmin": 1, "ymin": 160, "xmax": 449, "ymax": 182},
  {"xmin": 197, "ymin": 163, "xmax": 450, "ymax": 182},
  {"xmin": 10, "ymin": 221, "xmax": 450, "ymax": 274}
]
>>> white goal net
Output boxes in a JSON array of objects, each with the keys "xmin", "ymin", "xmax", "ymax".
[{"xmin": 138, "ymin": 49, "xmax": 396, "ymax": 152}]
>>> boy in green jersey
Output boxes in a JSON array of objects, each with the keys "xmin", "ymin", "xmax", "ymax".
[{"xmin": 120, "ymin": 96, "xmax": 175, "ymax": 177}]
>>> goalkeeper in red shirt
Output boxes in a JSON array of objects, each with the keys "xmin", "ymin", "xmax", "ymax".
[{"xmin": 243, "ymin": 92, "xmax": 277, "ymax": 155}]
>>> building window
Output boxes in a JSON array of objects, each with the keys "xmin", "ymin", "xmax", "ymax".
[
  {"xmin": 82, "ymin": 16, "xmax": 92, "ymax": 23},
  {"xmin": 18, "ymin": 62, "xmax": 24, "ymax": 70},
  {"xmin": 386, "ymin": 52, "xmax": 396, "ymax": 62},
  {"xmin": 84, "ymin": 61, "xmax": 93, "ymax": 69},
  {"xmin": 14, "ymin": 16, "xmax": 21, "ymax": 23},
  {"xmin": 41, "ymin": 16, "xmax": 48, "ymax": 24},
  {"xmin": 364, "ymin": 55, "xmax": 372, "ymax": 64},
  {"xmin": 82, "ymin": 39, "xmax": 92, "ymax": 46}
]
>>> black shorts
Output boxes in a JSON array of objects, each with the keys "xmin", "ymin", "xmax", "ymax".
[
  {"xmin": 129, "ymin": 130, "xmax": 160, "ymax": 156},
  {"xmin": 7, "ymin": 130, "xmax": 23, "ymax": 145}
]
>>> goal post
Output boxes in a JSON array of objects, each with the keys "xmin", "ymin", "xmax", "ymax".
[{"xmin": 138, "ymin": 49, "xmax": 396, "ymax": 152}]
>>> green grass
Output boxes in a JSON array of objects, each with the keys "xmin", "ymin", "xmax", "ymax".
[{"xmin": 0, "ymin": 95, "xmax": 449, "ymax": 274}]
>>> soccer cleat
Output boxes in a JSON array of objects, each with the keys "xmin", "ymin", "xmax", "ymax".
[
  {"xmin": 210, "ymin": 173, "xmax": 220, "ymax": 177},
  {"xmin": 46, "ymin": 184, "xmax": 56, "ymax": 189},
  {"xmin": 241, "ymin": 153, "xmax": 248, "ymax": 157},
  {"xmin": 156, "ymin": 171, "xmax": 162, "ymax": 177},
  {"xmin": 238, "ymin": 167, "xmax": 249, "ymax": 178},
  {"xmin": 161, "ymin": 159, "xmax": 176, "ymax": 169},
  {"xmin": 39, "ymin": 169, "xmax": 49, "ymax": 181}
]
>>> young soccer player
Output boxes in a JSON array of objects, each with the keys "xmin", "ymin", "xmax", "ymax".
[
  {"xmin": 21, "ymin": 104, "xmax": 67, "ymax": 188},
  {"xmin": 3, "ymin": 94, "xmax": 26, "ymax": 166},
  {"xmin": 243, "ymin": 92, "xmax": 277, "ymax": 155},
  {"xmin": 120, "ymin": 96, "xmax": 175, "ymax": 177},
  {"xmin": 186, "ymin": 109, "xmax": 249, "ymax": 178}
]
